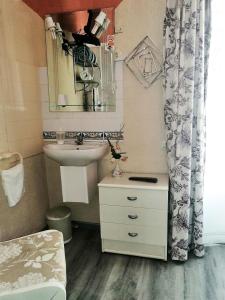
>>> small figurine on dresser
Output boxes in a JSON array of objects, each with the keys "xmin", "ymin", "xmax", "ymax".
[{"xmin": 107, "ymin": 138, "xmax": 128, "ymax": 177}]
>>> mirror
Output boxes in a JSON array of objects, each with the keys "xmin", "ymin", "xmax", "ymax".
[{"xmin": 46, "ymin": 9, "xmax": 116, "ymax": 112}]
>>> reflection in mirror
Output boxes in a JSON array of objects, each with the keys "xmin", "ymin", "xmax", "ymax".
[{"xmin": 45, "ymin": 10, "xmax": 116, "ymax": 112}]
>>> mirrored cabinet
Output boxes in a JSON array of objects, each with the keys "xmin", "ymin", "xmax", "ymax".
[{"xmin": 45, "ymin": 9, "xmax": 117, "ymax": 112}]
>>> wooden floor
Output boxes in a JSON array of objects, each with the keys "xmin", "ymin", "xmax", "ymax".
[{"xmin": 65, "ymin": 227, "xmax": 225, "ymax": 300}]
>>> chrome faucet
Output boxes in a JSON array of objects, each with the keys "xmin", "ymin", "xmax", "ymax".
[{"xmin": 75, "ymin": 133, "xmax": 84, "ymax": 145}]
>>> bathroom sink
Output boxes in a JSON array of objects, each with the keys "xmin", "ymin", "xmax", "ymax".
[{"xmin": 43, "ymin": 142, "xmax": 109, "ymax": 166}]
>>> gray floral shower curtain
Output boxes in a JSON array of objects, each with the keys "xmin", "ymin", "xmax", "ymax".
[{"xmin": 163, "ymin": 0, "xmax": 211, "ymax": 261}]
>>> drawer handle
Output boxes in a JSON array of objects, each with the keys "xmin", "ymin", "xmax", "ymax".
[
  {"xmin": 127, "ymin": 196, "xmax": 137, "ymax": 201},
  {"xmin": 128, "ymin": 232, "xmax": 138, "ymax": 237},
  {"xmin": 128, "ymin": 214, "xmax": 138, "ymax": 220}
]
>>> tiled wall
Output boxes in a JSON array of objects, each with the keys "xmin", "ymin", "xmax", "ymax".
[
  {"xmin": 0, "ymin": 0, "xmax": 49, "ymax": 240},
  {"xmin": 0, "ymin": 0, "xmax": 45, "ymax": 157},
  {"xmin": 41, "ymin": 61, "xmax": 123, "ymax": 132},
  {"xmin": 0, "ymin": 0, "xmax": 168, "ymax": 230},
  {"xmin": 0, "ymin": 155, "xmax": 49, "ymax": 241}
]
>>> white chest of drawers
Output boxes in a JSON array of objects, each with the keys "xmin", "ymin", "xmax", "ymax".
[{"xmin": 98, "ymin": 173, "xmax": 169, "ymax": 260}]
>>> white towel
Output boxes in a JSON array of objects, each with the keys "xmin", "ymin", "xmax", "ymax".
[
  {"xmin": 1, "ymin": 163, "xmax": 24, "ymax": 207},
  {"xmin": 60, "ymin": 163, "xmax": 97, "ymax": 204}
]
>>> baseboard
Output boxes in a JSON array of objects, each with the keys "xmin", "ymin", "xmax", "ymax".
[{"xmin": 204, "ymin": 232, "xmax": 225, "ymax": 245}]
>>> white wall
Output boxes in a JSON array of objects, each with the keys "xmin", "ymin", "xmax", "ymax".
[
  {"xmin": 203, "ymin": 0, "xmax": 225, "ymax": 244},
  {"xmin": 115, "ymin": 0, "xmax": 167, "ymax": 174}
]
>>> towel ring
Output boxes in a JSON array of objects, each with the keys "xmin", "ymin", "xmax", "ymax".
[{"xmin": 0, "ymin": 152, "xmax": 23, "ymax": 171}]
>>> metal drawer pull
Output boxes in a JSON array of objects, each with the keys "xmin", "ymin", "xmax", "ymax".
[
  {"xmin": 127, "ymin": 196, "xmax": 137, "ymax": 201},
  {"xmin": 128, "ymin": 214, "xmax": 138, "ymax": 220},
  {"xmin": 128, "ymin": 232, "xmax": 138, "ymax": 237}
]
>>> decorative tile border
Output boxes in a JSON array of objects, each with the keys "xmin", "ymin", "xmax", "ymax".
[
  {"xmin": 43, "ymin": 131, "xmax": 124, "ymax": 140},
  {"xmin": 43, "ymin": 131, "xmax": 56, "ymax": 139},
  {"xmin": 104, "ymin": 132, "xmax": 124, "ymax": 140}
]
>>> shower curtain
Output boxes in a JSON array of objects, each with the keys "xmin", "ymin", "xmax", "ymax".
[{"xmin": 163, "ymin": 0, "xmax": 211, "ymax": 261}]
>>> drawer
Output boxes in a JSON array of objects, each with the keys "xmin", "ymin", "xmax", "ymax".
[
  {"xmin": 100, "ymin": 222, "xmax": 167, "ymax": 246},
  {"xmin": 100, "ymin": 205, "xmax": 167, "ymax": 228},
  {"xmin": 102, "ymin": 239, "xmax": 167, "ymax": 260},
  {"xmin": 99, "ymin": 187, "xmax": 168, "ymax": 210}
]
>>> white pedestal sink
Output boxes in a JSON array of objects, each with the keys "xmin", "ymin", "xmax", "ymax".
[
  {"xmin": 43, "ymin": 142, "xmax": 109, "ymax": 203},
  {"xmin": 43, "ymin": 142, "xmax": 108, "ymax": 166}
]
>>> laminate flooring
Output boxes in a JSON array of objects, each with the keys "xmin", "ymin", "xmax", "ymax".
[{"xmin": 65, "ymin": 227, "xmax": 225, "ymax": 300}]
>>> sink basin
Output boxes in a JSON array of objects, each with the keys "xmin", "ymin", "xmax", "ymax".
[{"xmin": 43, "ymin": 142, "xmax": 109, "ymax": 166}]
